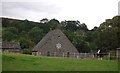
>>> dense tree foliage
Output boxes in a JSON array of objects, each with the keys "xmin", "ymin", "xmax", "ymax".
[
  {"xmin": 96, "ymin": 16, "xmax": 120, "ymax": 51},
  {"xmin": 85, "ymin": 16, "xmax": 120, "ymax": 53},
  {"xmin": 1, "ymin": 16, "xmax": 120, "ymax": 54},
  {"xmin": 28, "ymin": 27, "xmax": 44, "ymax": 44}
]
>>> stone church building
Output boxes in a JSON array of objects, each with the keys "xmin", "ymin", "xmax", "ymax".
[{"xmin": 32, "ymin": 29, "xmax": 79, "ymax": 57}]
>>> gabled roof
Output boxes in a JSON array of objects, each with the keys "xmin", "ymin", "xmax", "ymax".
[
  {"xmin": 32, "ymin": 29, "xmax": 78, "ymax": 52},
  {"xmin": 2, "ymin": 42, "xmax": 21, "ymax": 49}
]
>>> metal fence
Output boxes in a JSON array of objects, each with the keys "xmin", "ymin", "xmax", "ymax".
[
  {"xmin": 63, "ymin": 53, "xmax": 94, "ymax": 58},
  {"xmin": 62, "ymin": 52, "xmax": 117, "ymax": 60}
]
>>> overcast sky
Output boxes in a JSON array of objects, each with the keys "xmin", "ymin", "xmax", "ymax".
[{"xmin": 1, "ymin": 0, "xmax": 120, "ymax": 29}]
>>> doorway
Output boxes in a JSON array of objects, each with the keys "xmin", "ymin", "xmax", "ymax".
[
  {"xmin": 47, "ymin": 51, "xmax": 50, "ymax": 56},
  {"xmin": 67, "ymin": 52, "xmax": 70, "ymax": 57}
]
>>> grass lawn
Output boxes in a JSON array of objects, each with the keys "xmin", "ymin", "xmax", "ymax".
[{"xmin": 2, "ymin": 53, "xmax": 118, "ymax": 71}]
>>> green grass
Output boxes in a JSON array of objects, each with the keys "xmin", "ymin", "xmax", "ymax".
[
  {"xmin": 2, "ymin": 53, "xmax": 118, "ymax": 71},
  {"xmin": 0, "ymin": 53, "xmax": 2, "ymax": 72}
]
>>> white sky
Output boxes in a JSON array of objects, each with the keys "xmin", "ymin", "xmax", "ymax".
[{"xmin": 1, "ymin": 0, "xmax": 119, "ymax": 30}]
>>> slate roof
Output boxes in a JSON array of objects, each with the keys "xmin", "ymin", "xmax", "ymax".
[
  {"xmin": 2, "ymin": 42, "xmax": 21, "ymax": 49},
  {"xmin": 32, "ymin": 29, "xmax": 56, "ymax": 51},
  {"xmin": 32, "ymin": 29, "xmax": 78, "ymax": 53}
]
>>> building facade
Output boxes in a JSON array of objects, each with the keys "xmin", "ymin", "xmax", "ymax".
[
  {"xmin": 32, "ymin": 29, "xmax": 79, "ymax": 57},
  {"xmin": 2, "ymin": 42, "xmax": 21, "ymax": 53}
]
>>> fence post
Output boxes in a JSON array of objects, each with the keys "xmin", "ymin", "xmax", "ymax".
[
  {"xmin": 108, "ymin": 53, "xmax": 111, "ymax": 60},
  {"xmin": 54, "ymin": 52, "xmax": 56, "ymax": 57},
  {"xmin": 74, "ymin": 53, "xmax": 75, "ymax": 58},
  {"xmin": 76, "ymin": 53, "xmax": 79, "ymax": 59},
  {"xmin": 63, "ymin": 52, "xmax": 64, "ymax": 58},
  {"xmin": 85, "ymin": 53, "xmax": 86, "ymax": 58},
  {"xmin": 92, "ymin": 53, "xmax": 94, "ymax": 58}
]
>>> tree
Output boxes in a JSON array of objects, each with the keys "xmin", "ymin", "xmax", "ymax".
[
  {"xmin": 79, "ymin": 23, "xmax": 88, "ymax": 31},
  {"xmin": 47, "ymin": 19, "xmax": 60, "ymax": 30},
  {"xmin": 19, "ymin": 37, "xmax": 29, "ymax": 49},
  {"xmin": 40, "ymin": 18, "xmax": 49, "ymax": 24},
  {"xmin": 5, "ymin": 27, "xmax": 18, "ymax": 34},
  {"xmin": 28, "ymin": 27, "xmax": 44, "ymax": 44},
  {"xmin": 95, "ymin": 16, "xmax": 120, "ymax": 51},
  {"xmin": 63, "ymin": 20, "xmax": 79, "ymax": 31},
  {"xmin": 2, "ymin": 30, "xmax": 18, "ymax": 41}
]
